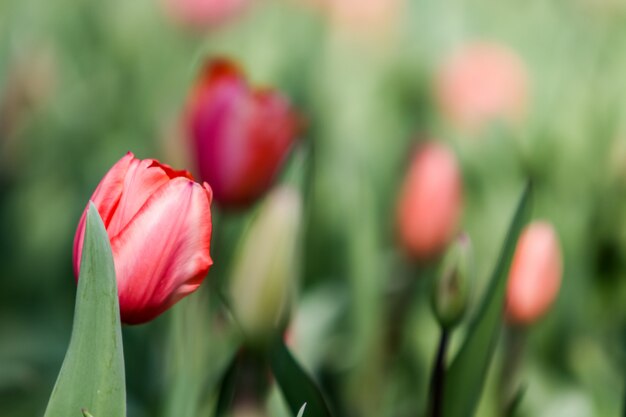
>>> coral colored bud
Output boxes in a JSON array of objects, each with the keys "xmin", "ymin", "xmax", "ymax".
[
  {"xmin": 435, "ymin": 42, "xmax": 529, "ymax": 133},
  {"xmin": 186, "ymin": 58, "xmax": 302, "ymax": 210},
  {"xmin": 432, "ymin": 233, "xmax": 473, "ymax": 330},
  {"xmin": 162, "ymin": 0, "xmax": 249, "ymax": 30},
  {"xmin": 396, "ymin": 142, "xmax": 463, "ymax": 261},
  {"xmin": 506, "ymin": 221, "xmax": 563, "ymax": 325},
  {"xmin": 229, "ymin": 187, "xmax": 302, "ymax": 343},
  {"xmin": 73, "ymin": 153, "xmax": 213, "ymax": 325}
]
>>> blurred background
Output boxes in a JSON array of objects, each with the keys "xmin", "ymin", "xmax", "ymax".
[{"xmin": 1, "ymin": 0, "xmax": 625, "ymax": 416}]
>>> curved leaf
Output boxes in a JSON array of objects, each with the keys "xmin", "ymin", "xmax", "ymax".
[
  {"xmin": 269, "ymin": 337, "xmax": 333, "ymax": 417},
  {"xmin": 44, "ymin": 203, "xmax": 126, "ymax": 417},
  {"xmin": 442, "ymin": 181, "xmax": 533, "ymax": 417}
]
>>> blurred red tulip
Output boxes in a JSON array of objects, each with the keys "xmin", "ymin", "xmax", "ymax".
[
  {"xmin": 396, "ymin": 142, "xmax": 463, "ymax": 261},
  {"xmin": 435, "ymin": 42, "xmax": 529, "ymax": 134},
  {"xmin": 506, "ymin": 221, "xmax": 562, "ymax": 325},
  {"xmin": 162, "ymin": 0, "xmax": 248, "ymax": 30},
  {"xmin": 186, "ymin": 58, "xmax": 301, "ymax": 210},
  {"xmin": 73, "ymin": 153, "xmax": 213, "ymax": 325}
]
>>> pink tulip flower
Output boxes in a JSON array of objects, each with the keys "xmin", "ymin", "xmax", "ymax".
[
  {"xmin": 396, "ymin": 142, "xmax": 463, "ymax": 261},
  {"xmin": 162, "ymin": 0, "xmax": 249, "ymax": 30},
  {"xmin": 73, "ymin": 152, "xmax": 213, "ymax": 324},
  {"xmin": 506, "ymin": 221, "xmax": 562, "ymax": 325},
  {"xmin": 435, "ymin": 42, "xmax": 529, "ymax": 134},
  {"xmin": 185, "ymin": 58, "xmax": 301, "ymax": 210}
]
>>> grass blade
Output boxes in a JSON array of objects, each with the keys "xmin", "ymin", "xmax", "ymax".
[{"xmin": 442, "ymin": 181, "xmax": 533, "ymax": 417}]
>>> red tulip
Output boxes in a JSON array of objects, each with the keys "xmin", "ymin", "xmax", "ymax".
[
  {"xmin": 73, "ymin": 153, "xmax": 213, "ymax": 325},
  {"xmin": 185, "ymin": 58, "xmax": 301, "ymax": 210},
  {"xmin": 162, "ymin": 0, "xmax": 249, "ymax": 30},
  {"xmin": 506, "ymin": 221, "xmax": 562, "ymax": 325},
  {"xmin": 435, "ymin": 42, "xmax": 528, "ymax": 134},
  {"xmin": 396, "ymin": 142, "xmax": 463, "ymax": 261}
]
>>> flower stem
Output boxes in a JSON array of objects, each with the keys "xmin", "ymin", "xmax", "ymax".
[{"xmin": 428, "ymin": 328, "xmax": 450, "ymax": 417}]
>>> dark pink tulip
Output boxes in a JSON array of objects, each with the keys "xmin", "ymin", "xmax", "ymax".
[
  {"xmin": 396, "ymin": 142, "xmax": 463, "ymax": 261},
  {"xmin": 162, "ymin": 0, "xmax": 249, "ymax": 30},
  {"xmin": 506, "ymin": 221, "xmax": 562, "ymax": 325},
  {"xmin": 73, "ymin": 152, "xmax": 213, "ymax": 325},
  {"xmin": 186, "ymin": 58, "xmax": 301, "ymax": 210}
]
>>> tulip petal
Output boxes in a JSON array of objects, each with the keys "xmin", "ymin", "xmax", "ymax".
[
  {"xmin": 232, "ymin": 90, "xmax": 299, "ymax": 203},
  {"xmin": 110, "ymin": 178, "xmax": 213, "ymax": 324},
  {"xmin": 189, "ymin": 76, "xmax": 251, "ymax": 203},
  {"xmin": 73, "ymin": 152, "xmax": 134, "ymax": 277},
  {"xmin": 106, "ymin": 159, "xmax": 192, "ymax": 238}
]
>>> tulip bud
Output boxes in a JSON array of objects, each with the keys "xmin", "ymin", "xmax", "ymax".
[
  {"xmin": 162, "ymin": 0, "xmax": 249, "ymax": 31},
  {"xmin": 73, "ymin": 152, "xmax": 213, "ymax": 325},
  {"xmin": 396, "ymin": 142, "xmax": 463, "ymax": 261},
  {"xmin": 435, "ymin": 42, "xmax": 528, "ymax": 134},
  {"xmin": 185, "ymin": 58, "xmax": 302, "ymax": 210},
  {"xmin": 506, "ymin": 221, "xmax": 563, "ymax": 325},
  {"xmin": 432, "ymin": 233, "xmax": 473, "ymax": 330},
  {"xmin": 229, "ymin": 187, "xmax": 302, "ymax": 344}
]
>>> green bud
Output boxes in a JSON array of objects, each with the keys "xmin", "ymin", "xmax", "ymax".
[
  {"xmin": 229, "ymin": 186, "xmax": 302, "ymax": 345},
  {"xmin": 431, "ymin": 233, "xmax": 473, "ymax": 330}
]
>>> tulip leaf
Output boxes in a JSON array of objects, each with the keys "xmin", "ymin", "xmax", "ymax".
[
  {"xmin": 214, "ymin": 350, "xmax": 242, "ymax": 417},
  {"xmin": 44, "ymin": 203, "xmax": 126, "ymax": 417},
  {"xmin": 504, "ymin": 384, "xmax": 527, "ymax": 417},
  {"xmin": 268, "ymin": 337, "xmax": 333, "ymax": 417},
  {"xmin": 442, "ymin": 181, "xmax": 533, "ymax": 417}
]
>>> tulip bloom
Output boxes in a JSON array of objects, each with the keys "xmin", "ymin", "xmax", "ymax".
[
  {"xmin": 506, "ymin": 221, "xmax": 562, "ymax": 325},
  {"xmin": 435, "ymin": 42, "xmax": 528, "ymax": 133},
  {"xmin": 396, "ymin": 142, "xmax": 463, "ymax": 261},
  {"xmin": 73, "ymin": 153, "xmax": 213, "ymax": 324},
  {"xmin": 162, "ymin": 0, "xmax": 249, "ymax": 30},
  {"xmin": 186, "ymin": 58, "xmax": 301, "ymax": 209}
]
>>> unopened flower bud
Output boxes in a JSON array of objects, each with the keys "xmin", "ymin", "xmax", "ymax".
[
  {"xmin": 432, "ymin": 234, "xmax": 473, "ymax": 330},
  {"xmin": 506, "ymin": 221, "xmax": 562, "ymax": 325},
  {"xmin": 396, "ymin": 142, "xmax": 463, "ymax": 261},
  {"xmin": 229, "ymin": 187, "xmax": 302, "ymax": 344}
]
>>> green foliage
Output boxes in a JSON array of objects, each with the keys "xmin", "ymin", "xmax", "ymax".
[
  {"xmin": 269, "ymin": 337, "xmax": 333, "ymax": 417},
  {"xmin": 443, "ymin": 182, "xmax": 533, "ymax": 417},
  {"xmin": 44, "ymin": 204, "xmax": 125, "ymax": 417}
]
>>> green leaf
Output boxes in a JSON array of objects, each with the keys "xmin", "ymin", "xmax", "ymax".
[
  {"xmin": 44, "ymin": 203, "xmax": 126, "ymax": 417},
  {"xmin": 213, "ymin": 349, "xmax": 242, "ymax": 417},
  {"xmin": 442, "ymin": 181, "xmax": 533, "ymax": 417},
  {"xmin": 297, "ymin": 403, "xmax": 307, "ymax": 417},
  {"xmin": 268, "ymin": 337, "xmax": 333, "ymax": 417},
  {"xmin": 504, "ymin": 384, "xmax": 527, "ymax": 417}
]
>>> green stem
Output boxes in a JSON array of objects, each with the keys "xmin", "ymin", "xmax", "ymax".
[
  {"xmin": 385, "ymin": 276, "xmax": 418, "ymax": 357},
  {"xmin": 428, "ymin": 329, "xmax": 450, "ymax": 417}
]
